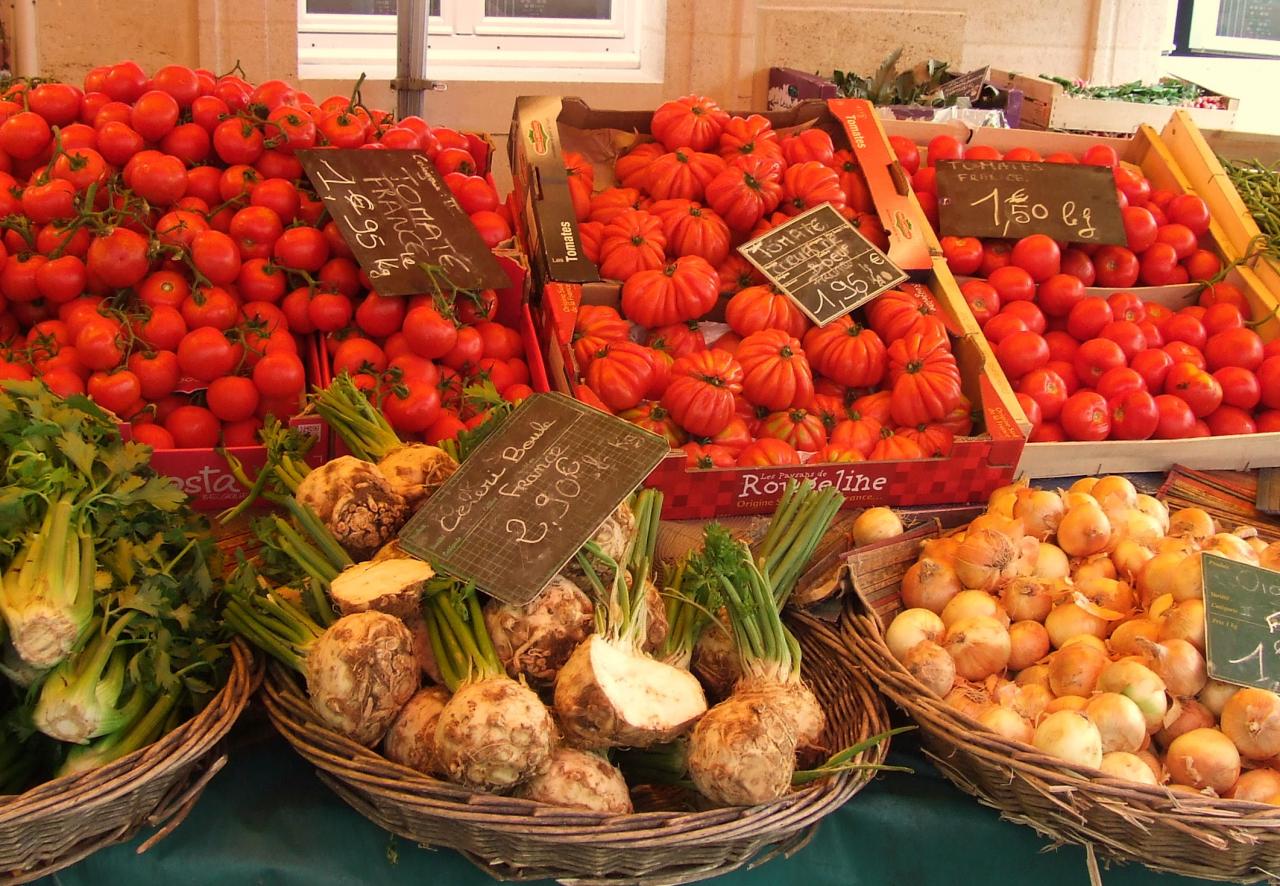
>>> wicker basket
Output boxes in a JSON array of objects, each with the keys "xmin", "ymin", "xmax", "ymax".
[
  {"xmin": 0, "ymin": 639, "xmax": 256, "ymax": 884},
  {"xmin": 839, "ymin": 526, "xmax": 1280, "ymax": 883},
  {"xmin": 261, "ymin": 612, "xmax": 890, "ymax": 885}
]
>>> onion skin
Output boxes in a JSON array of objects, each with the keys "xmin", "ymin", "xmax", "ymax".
[
  {"xmin": 1221, "ymin": 688, "xmax": 1280, "ymax": 760},
  {"xmin": 1261, "ymin": 541, "xmax": 1280, "ymax": 572},
  {"xmin": 1140, "ymin": 638, "xmax": 1207, "ymax": 698},
  {"xmin": 901, "ymin": 640, "xmax": 955, "ymax": 697},
  {"xmin": 1137, "ymin": 552, "xmax": 1185, "ymax": 607},
  {"xmin": 1155, "ymin": 698, "xmax": 1216, "ymax": 750},
  {"xmin": 1199, "ymin": 680, "xmax": 1241, "ymax": 717},
  {"xmin": 886, "ymin": 608, "xmax": 945, "ymax": 661},
  {"xmin": 1204, "ymin": 532, "xmax": 1259, "ymax": 564},
  {"xmin": 1045, "ymin": 696, "xmax": 1089, "ymax": 714},
  {"xmin": 1084, "ymin": 692, "xmax": 1146, "ymax": 753},
  {"xmin": 1098, "ymin": 660, "xmax": 1168, "ymax": 733},
  {"xmin": 945, "ymin": 685, "xmax": 991, "ymax": 719},
  {"xmin": 1033, "ymin": 710, "xmax": 1103, "ymax": 768},
  {"xmin": 1135, "ymin": 494, "xmax": 1170, "ymax": 534},
  {"xmin": 1003, "ymin": 683, "xmax": 1053, "ymax": 724},
  {"xmin": 1109, "ymin": 618, "xmax": 1161, "ymax": 658},
  {"xmin": 1169, "ymin": 553, "xmax": 1204, "ymax": 602},
  {"xmin": 954, "ymin": 529, "xmax": 1018, "ymax": 591},
  {"xmin": 1034, "ymin": 544, "xmax": 1070, "ymax": 580},
  {"xmin": 1100, "ymin": 751, "xmax": 1158, "ymax": 785},
  {"xmin": 1000, "ymin": 577, "xmax": 1054, "ymax": 623},
  {"xmin": 1169, "ymin": 507, "xmax": 1215, "ymax": 544},
  {"xmin": 1136, "ymin": 749, "xmax": 1166, "ymax": 784},
  {"xmin": 1227, "ymin": 768, "xmax": 1280, "ymax": 803},
  {"xmin": 1159, "ymin": 599, "xmax": 1206, "ymax": 653},
  {"xmin": 1015, "ymin": 664, "xmax": 1051, "ymax": 688},
  {"xmin": 901, "ymin": 557, "xmax": 962, "ymax": 614},
  {"xmin": 1048, "ymin": 644, "xmax": 1108, "ymax": 698},
  {"xmin": 941, "ymin": 590, "xmax": 1008, "ymax": 629},
  {"xmin": 978, "ymin": 705, "xmax": 1034, "ymax": 743},
  {"xmin": 1014, "ymin": 489, "xmax": 1064, "ymax": 540},
  {"xmin": 1166, "ymin": 728, "xmax": 1241, "ymax": 794},
  {"xmin": 943, "ymin": 616, "xmax": 1011, "ymax": 681},
  {"xmin": 1093, "ymin": 476, "xmax": 1137, "ymax": 512},
  {"xmin": 852, "ymin": 507, "xmax": 904, "ymax": 546},
  {"xmin": 1072, "ymin": 553, "xmax": 1117, "ymax": 582},
  {"xmin": 1057, "ymin": 502, "xmax": 1112, "ymax": 558},
  {"xmin": 1008, "ymin": 620, "xmax": 1050, "ymax": 671},
  {"xmin": 1045, "ymin": 602, "xmax": 1108, "ymax": 648}
]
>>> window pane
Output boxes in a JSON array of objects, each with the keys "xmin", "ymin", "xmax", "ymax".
[
  {"xmin": 1215, "ymin": 0, "xmax": 1280, "ymax": 41},
  {"xmin": 482, "ymin": 0, "xmax": 611, "ymax": 19},
  {"xmin": 306, "ymin": 0, "xmax": 441, "ymax": 14}
]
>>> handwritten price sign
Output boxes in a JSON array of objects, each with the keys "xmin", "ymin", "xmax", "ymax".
[
  {"xmin": 1202, "ymin": 553, "xmax": 1280, "ymax": 691},
  {"xmin": 297, "ymin": 148, "xmax": 508, "ymax": 295},
  {"xmin": 935, "ymin": 159, "xmax": 1127, "ymax": 246},
  {"xmin": 397, "ymin": 393, "xmax": 669, "ymax": 605}
]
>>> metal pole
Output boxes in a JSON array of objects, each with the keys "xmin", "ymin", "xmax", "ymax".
[{"xmin": 395, "ymin": 0, "xmax": 430, "ymax": 119}]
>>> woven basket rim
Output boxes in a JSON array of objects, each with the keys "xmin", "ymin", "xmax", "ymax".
[
  {"xmin": 262, "ymin": 611, "xmax": 889, "ymax": 848},
  {"xmin": 0, "ymin": 637, "xmax": 256, "ymax": 825}
]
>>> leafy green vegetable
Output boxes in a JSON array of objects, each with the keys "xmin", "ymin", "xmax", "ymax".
[
  {"xmin": 1040, "ymin": 75, "xmax": 1205, "ymax": 106},
  {"xmin": 834, "ymin": 48, "xmax": 954, "ymax": 106}
]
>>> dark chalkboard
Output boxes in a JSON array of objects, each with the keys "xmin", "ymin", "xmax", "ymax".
[
  {"xmin": 298, "ymin": 148, "xmax": 508, "ymax": 295},
  {"xmin": 1202, "ymin": 552, "xmax": 1280, "ymax": 691},
  {"xmin": 935, "ymin": 159, "xmax": 1127, "ymax": 245},
  {"xmin": 737, "ymin": 203, "xmax": 908, "ymax": 327},
  {"xmin": 397, "ymin": 392, "xmax": 670, "ymax": 605}
]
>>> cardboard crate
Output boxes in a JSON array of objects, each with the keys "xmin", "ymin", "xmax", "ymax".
[
  {"xmin": 1161, "ymin": 110, "xmax": 1280, "ymax": 308},
  {"xmin": 987, "ymin": 70, "xmax": 1237, "ymax": 134},
  {"xmin": 118, "ymin": 335, "xmax": 331, "ymax": 511}
]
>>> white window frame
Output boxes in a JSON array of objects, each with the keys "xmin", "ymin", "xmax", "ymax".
[
  {"xmin": 297, "ymin": 0, "xmax": 665, "ymax": 83},
  {"xmin": 1186, "ymin": 0, "xmax": 1280, "ymax": 57}
]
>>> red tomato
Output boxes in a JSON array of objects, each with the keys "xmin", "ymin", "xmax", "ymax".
[
  {"xmin": 1154, "ymin": 394, "xmax": 1196, "ymax": 439},
  {"xmin": 1099, "ymin": 320, "xmax": 1147, "ymax": 360},
  {"xmin": 1139, "ymin": 242, "xmax": 1179, "ymax": 286},
  {"xmin": 1110, "ymin": 390, "xmax": 1159, "ymax": 440},
  {"xmin": 1113, "ymin": 165, "xmax": 1151, "ymax": 206},
  {"xmin": 87, "ymin": 227, "xmax": 150, "ymax": 288},
  {"xmin": 1202, "ymin": 302, "xmax": 1244, "ymax": 336},
  {"xmin": 960, "ymin": 280, "xmax": 1000, "ymax": 325},
  {"xmin": 1001, "ymin": 300, "xmax": 1046, "ymax": 334},
  {"xmin": 307, "ymin": 292, "xmax": 353, "ymax": 333},
  {"xmin": 1093, "ymin": 246, "xmax": 1140, "ymax": 288},
  {"xmin": 75, "ymin": 319, "xmax": 123, "ymax": 371},
  {"xmin": 1200, "ymin": 282, "xmax": 1249, "ymax": 317},
  {"xmin": 1155, "ymin": 223, "xmax": 1197, "ymax": 260},
  {"xmin": 978, "ymin": 240, "xmax": 1012, "ymax": 276},
  {"xmin": 333, "ymin": 338, "xmax": 388, "ymax": 376},
  {"xmin": 383, "ymin": 384, "xmax": 442, "ymax": 434},
  {"xmin": 273, "ymin": 226, "xmax": 330, "ymax": 272},
  {"xmin": 1044, "ymin": 331, "xmax": 1079, "ymax": 363},
  {"xmin": 1185, "ymin": 249, "xmax": 1222, "ymax": 282},
  {"xmin": 1166, "ymin": 194, "xmax": 1211, "ymax": 235},
  {"xmin": 926, "ymin": 135, "xmax": 964, "ymax": 165},
  {"xmin": 1067, "ymin": 298, "xmax": 1113, "ymax": 340},
  {"xmin": 941, "ymin": 236, "xmax": 983, "ymax": 276},
  {"xmin": 177, "ymin": 327, "xmax": 240, "ymax": 382},
  {"xmin": 988, "ymin": 265, "xmax": 1036, "ymax": 303},
  {"xmin": 1061, "ymin": 391, "xmax": 1111, "ymax": 441},
  {"xmin": 1258, "ymin": 356, "xmax": 1280, "ymax": 409},
  {"xmin": 127, "ymin": 350, "xmax": 180, "ymax": 399},
  {"xmin": 1097, "ymin": 366, "xmax": 1147, "ymax": 401},
  {"xmin": 182, "ymin": 286, "xmax": 240, "ymax": 331},
  {"xmin": 222, "ymin": 418, "xmax": 263, "ymax": 447},
  {"xmin": 164, "ymin": 405, "xmax": 221, "ymax": 448},
  {"xmin": 1130, "ymin": 348, "xmax": 1174, "ymax": 393},
  {"xmin": 1164, "ymin": 341, "xmax": 1206, "ymax": 370},
  {"xmin": 996, "ymin": 330, "xmax": 1050, "ymax": 379},
  {"xmin": 1214, "ymin": 366, "xmax": 1261, "ymax": 410},
  {"xmin": 469, "ymin": 210, "xmax": 513, "ymax": 248},
  {"xmin": 1018, "ymin": 368, "xmax": 1068, "ymax": 421},
  {"xmin": 1073, "ymin": 337, "xmax": 1127, "ymax": 387},
  {"xmin": 1205, "ymin": 327, "xmax": 1265, "ymax": 372},
  {"xmin": 1122, "ymin": 206, "xmax": 1158, "ymax": 253},
  {"xmin": 1107, "ymin": 291, "xmax": 1146, "ymax": 324},
  {"xmin": 207, "ymin": 376, "xmax": 261, "ymax": 422},
  {"xmin": 1137, "ymin": 319, "xmax": 1163, "ymax": 349},
  {"xmin": 354, "ymin": 293, "xmax": 407, "ymax": 338},
  {"xmin": 1083, "ymin": 144, "xmax": 1119, "ymax": 168},
  {"xmin": 1259, "ymin": 410, "xmax": 1280, "ymax": 433},
  {"xmin": 1016, "ymin": 393, "xmax": 1042, "ymax": 426},
  {"xmin": 86, "ymin": 369, "xmax": 142, "ymax": 416},
  {"xmin": 403, "ymin": 305, "xmax": 458, "ymax": 359},
  {"xmin": 1160, "ymin": 313, "xmax": 1207, "ymax": 350},
  {"xmin": 252, "ymin": 351, "xmax": 305, "ymax": 398},
  {"xmin": 1059, "ymin": 248, "xmax": 1096, "ymax": 286},
  {"xmin": 1206, "ymin": 405, "xmax": 1256, "ymax": 436},
  {"xmin": 1037, "ymin": 273, "xmax": 1085, "ymax": 318},
  {"xmin": 1166, "ymin": 362, "xmax": 1223, "ymax": 417},
  {"xmin": 888, "ymin": 135, "xmax": 920, "ymax": 175},
  {"xmin": 1010, "ymin": 234, "xmax": 1061, "ymax": 283},
  {"xmin": 982, "ymin": 313, "xmax": 1028, "ymax": 344},
  {"xmin": 131, "ymin": 423, "xmax": 175, "ymax": 450}
]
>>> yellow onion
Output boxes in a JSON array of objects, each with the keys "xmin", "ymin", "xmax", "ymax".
[
  {"xmin": 921, "ymin": 536, "xmax": 961, "ymax": 563},
  {"xmin": 1169, "ymin": 507, "xmax": 1215, "ymax": 544},
  {"xmin": 1149, "ymin": 592, "xmax": 1175, "ymax": 621},
  {"xmin": 1166, "ymin": 728, "xmax": 1240, "ymax": 793},
  {"xmin": 1001, "ymin": 682, "xmax": 1052, "ymax": 724},
  {"xmin": 944, "ymin": 685, "xmax": 991, "ymax": 720},
  {"xmin": 1137, "ymin": 552, "xmax": 1185, "ymax": 606},
  {"xmin": 1227, "ymin": 768, "xmax": 1280, "ymax": 803},
  {"xmin": 1111, "ymin": 539, "xmax": 1155, "ymax": 582},
  {"xmin": 1157, "ymin": 535, "xmax": 1197, "ymax": 558},
  {"xmin": 1085, "ymin": 692, "xmax": 1146, "ymax": 753},
  {"xmin": 1221, "ymin": 688, "xmax": 1280, "ymax": 760},
  {"xmin": 940, "ymin": 590, "xmax": 1008, "ymax": 629},
  {"xmin": 885, "ymin": 608, "xmax": 945, "ymax": 661},
  {"xmin": 1136, "ymin": 748, "xmax": 1166, "ymax": 784},
  {"xmin": 1015, "ymin": 664, "xmax": 1051, "ymax": 688},
  {"xmin": 1098, "ymin": 660, "xmax": 1168, "ymax": 733},
  {"xmin": 1074, "ymin": 577, "xmax": 1134, "ymax": 617},
  {"xmin": 1058, "ymin": 501, "xmax": 1112, "ymax": 558},
  {"xmin": 978, "ymin": 705, "xmax": 1034, "ymax": 743},
  {"xmin": 1045, "ymin": 695, "xmax": 1089, "ymax": 714},
  {"xmin": 901, "ymin": 557, "xmax": 962, "ymax": 614},
  {"xmin": 1093, "ymin": 476, "xmax": 1138, "ymax": 512},
  {"xmin": 1198, "ymin": 679, "xmax": 1240, "ymax": 717},
  {"xmin": 1159, "ymin": 599, "xmax": 1206, "ymax": 653},
  {"xmin": 851, "ymin": 507, "xmax": 904, "ymax": 547},
  {"xmin": 954, "ymin": 528, "xmax": 1019, "ymax": 591},
  {"xmin": 1109, "ymin": 508, "xmax": 1163, "ymax": 547},
  {"xmin": 1045, "ymin": 601, "xmax": 1110, "ymax": 648},
  {"xmin": 943, "ymin": 616, "xmax": 1011, "ymax": 681},
  {"xmin": 1248, "ymin": 536, "xmax": 1269, "ymax": 556},
  {"xmin": 1109, "ymin": 618, "xmax": 1161, "ymax": 657},
  {"xmin": 1061, "ymin": 490, "xmax": 1098, "ymax": 510},
  {"xmin": 1014, "ymin": 488, "xmax": 1064, "ymax": 540},
  {"xmin": 1155, "ymin": 698, "xmax": 1216, "ymax": 749},
  {"xmin": 1033, "ymin": 710, "xmax": 1103, "ymax": 768},
  {"xmin": 1048, "ymin": 643, "xmax": 1108, "ymax": 698},
  {"xmin": 986, "ymin": 482, "xmax": 1022, "ymax": 518},
  {"xmin": 1008, "ymin": 620, "xmax": 1050, "ymax": 671},
  {"xmin": 1261, "ymin": 542, "xmax": 1280, "ymax": 572},
  {"xmin": 1069, "ymin": 478, "xmax": 1098, "ymax": 496},
  {"xmin": 1071, "ymin": 553, "xmax": 1117, "ymax": 582},
  {"xmin": 1033, "ymin": 543, "xmax": 1070, "ymax": 580},
  {"xmin": 968, "ymin": 513, "xmax": 1024, "ymax": 539},
  {"xmin": 999, "ymin": 577, "xmax": 1054, "ymax": 623},
  {"xmin": 1100, "ymin": 751, "xmax": 1159, "ymax": 785},
  {"xmin": 1204, "ymin": 532, "xmax": 1260, "ymax": 565},
  {"xmin": 901, "ymin": 640, "xmax": 956, "ymax": 696},
  {"xmin": 1062, "ymin": 634, "xmax": 1109, "ymax": 655},
  {"xmin": 1134, "ymin": 494, "xmax": 1170, "ymax": 534},
  {"xmin": 1138, "ymin": 637, "xmax": 1207, "ymax": 698}
]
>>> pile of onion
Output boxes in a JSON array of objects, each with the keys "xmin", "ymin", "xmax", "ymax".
[{"xmin": 885, "ymin": 476, "xmax": 1280, "ymax": 801}]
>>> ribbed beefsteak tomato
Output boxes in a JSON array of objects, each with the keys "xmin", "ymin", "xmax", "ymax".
[
  {"xmin": 572, "ymin": 304, "xmax": 630, "ymax": 368},
  {"xmin": 597, "ymin": 210, "xmax": 667, "ymax": 281},
  {"xmin": 759, "ymin": 408, "xmax": 828, "ymax": 452},
  {"xmin": 735, "ymin": 437, "xmax": 801, "ymax": 466},
  {"xmin": 802, "ymin": 316, "xmax": 886, "ymax": 387},
  {"xmin": 645, "ymin": 149, "xmax": 726, "ymax": 202},
  {"xmin": 736, "ymin": 328, "xmax": 813, "ymax": 411},
  {"xmin": 780, "ymin": 161, "xmax": 845, "ymax": 215},
  {"xmin": 563, "ymin": 150, "xmax": 594, "ymax": 221},
  {"xmin": 620, "ymin": 255, "xmax": 718, "ymax": 327},
  {"xmin": 886, "ymin": 331, "xmax": 963, "ymax": 426},
  {"xmin": 704, "ymin": 156, "xmax": 783, "ymax": 232},
  {"xmin": 650, "ymin": 94, "xmax": 730, "ymax": 152},
  {"xmin": 652, "ymin": 201, "xmax": 730, "ymax": 266},
  {"xmin": 661, "ymin": 349, "xmax": 743, "ymax": 437},
  {"xmin": 619, "ymin": 401, "xmax": 685, "ymax": 447},
  {"xmin": 585, "ymin": 340, "xmax": 653, "ymax": 411},
  {"xmin": 724, "ymin": 285, "xmax": 809, "ymax": 339},
  {"xmin": 866, "ymin": 285, "xmax": 947, "ymax": 342}
]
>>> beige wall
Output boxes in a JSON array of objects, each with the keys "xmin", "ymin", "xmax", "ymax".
[{"xmin": 27, "ymin": 0, "xmax": 1171, "ymax": 136}]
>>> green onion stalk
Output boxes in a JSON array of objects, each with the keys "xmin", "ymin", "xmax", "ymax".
[
  {"xmin": 221, "ymin": 567, "xmax": 333, "ymax": 676},
  {"xmin": 33, "ymin": 612, "xmax": 146, "ymax": 745},
  {"xmin": 754, "ymin": 481, "xmax": 844, "ymax": 605},
  {"xmin": 219, "ymin": 416, "xmax": 317, "ymax": 523},
  {"xmin": 0, "ymin": 499, "xmax": 95, "ymax": 670},
  {"xmin": 312, "ymin": 373, "xmax": 403, "ymax": 463},
  {"xmin": 658, "ymin": 552, "xmax": 723, "ymax": 670},
  {"xmin": 423, "ymin": 581, "xmax": 557, "ymax": 790}
]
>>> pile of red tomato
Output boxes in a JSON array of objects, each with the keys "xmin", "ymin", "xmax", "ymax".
[
  {"xmin": 566, "ymin": 94, "xmax": 973, "ymax": 469},
  {"xmin": 0, "ymin": 59, "xmax": 523, "ymax": 450},
  {"xmin": 883, "ymin": 133, "xmax": 1280, "ymax": 443}
]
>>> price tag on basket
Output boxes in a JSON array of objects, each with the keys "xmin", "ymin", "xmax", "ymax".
[
  {"xmin": 934, "ymin": 159, "xmax": 1127, "ymax": 245},
  {"xmin": 397, "ymin": 393, "xmax": 670, "ymax": 606},
  {"xmin": 736, "ymin": 203, "xmax": 908, "ymax": 327},
  {"xmin": 1202, "ymin": 553, "xmax": 1280, "ymax": 691},
  {"xmin": 297, "ymin": 148, "xmax": 509, "ymax": 295}
]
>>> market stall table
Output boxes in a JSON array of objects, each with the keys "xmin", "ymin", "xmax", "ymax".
[{"xmin": 44, "ymin": 728, "xmax": 1215, "ymax": 886}]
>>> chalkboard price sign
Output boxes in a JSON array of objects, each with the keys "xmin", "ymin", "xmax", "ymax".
[
  {"xmin": 1202, "ymin": 553, "xmax": 1280, "ymax": 691},
  {"xmin": 935, "ymin": 159, "xmax": 1127, "ymax": 245},
  {"xmin": 297, "ymin": 148, "xmax": 508, "ymax": 295},
  {"xmin": 737, "ymin": 203, "xmax": 908, "ymax": 327},
  {"xmin": 397, "ymin": 393, "xmax": 670, "ymax": 606}
]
